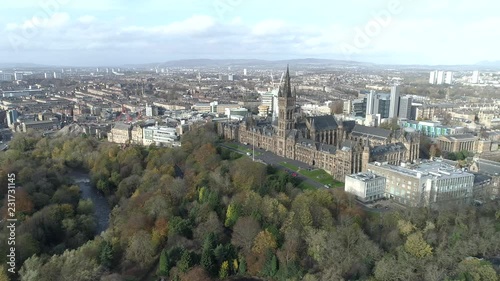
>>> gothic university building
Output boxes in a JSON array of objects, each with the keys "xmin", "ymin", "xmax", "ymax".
[{"xmin": 216, "ymin": 67, "xmax": 420, "ymax": 181}]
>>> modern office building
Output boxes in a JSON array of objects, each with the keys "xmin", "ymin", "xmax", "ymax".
[
  {"xmin": 6, "ymin": 109, "xmax": 19, "ymax": 128},
  {"xmin": 143, "ymin": 126, "xmax": 180, "ymax": 147},
  {"xmin": 402, "ymin": 120, "xmax": 459, "ymax": 137},
  {"xmin": 388, "ymin": 85, "xmax": 400, "ymax": 119},
  {"xmin": 367, "ymin": 161, "xmax": 475, "ymax": 207},
  {"xmin": 366, "ymin": 90, "xmax": 375, "ymax": 115},
  {"xmin": 398, "ymin": 96, "xmax": 413, "ymax": 120},
  {"xmin": 345, "ymin": 172, "xmax": 386, "ymax": 202},
  {"xmin": 145, "ymin": 104, "xmax": 158, "ymax": 117}
]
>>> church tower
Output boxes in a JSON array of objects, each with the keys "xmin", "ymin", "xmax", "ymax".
[
  {"xmin": 277, "ymin": 66, "xmax": 295, "ymax": 136},
  {"xmin": 276, "ymin": 66, "xmax": 296, "ymax": 157}
]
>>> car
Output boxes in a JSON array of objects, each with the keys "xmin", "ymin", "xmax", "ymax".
[
  {"xmin": 246, "ymin": 152, "xmax": 251, "ymax": 156},
  {"xmin": 291, "ymin": 172, "xmax": 297, "ymax": 177},
  {"xmin": 324, "ymin": 185, "xmax": 330, "ymax": 188}
]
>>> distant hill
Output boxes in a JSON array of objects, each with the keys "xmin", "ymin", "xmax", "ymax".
[
  {"xmin": 125, "ymin": 58, "xmax": 373, "ymax": 69},
  {"xmin": 475, "ymin": 60, "xmax": 500, "ymax": 70},
  {"xmin": 0, "ymin": 63, "xmax": 51, "ymax": 69}
]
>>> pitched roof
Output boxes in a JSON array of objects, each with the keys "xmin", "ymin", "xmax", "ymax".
[
  {"xmin": 308, "ymin": 115, "xmax": 338, "ymax": 131},
  {"xmin": 371, "ymin": 142, "xmax": 407, "ymax": 156},
  {"xmin": 351, "ymin": 124, "xmax": 391, "ymax": 139}
]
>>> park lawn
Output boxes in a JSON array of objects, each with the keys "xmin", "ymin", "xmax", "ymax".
[
  {"xmin": 280, "ymin": 161, "xmax": 299, "ymax": 171},
  {"xmin": 225, "ymin": 143, "xmax": 261, "ymax": 156},
  {"xmin": 279, "ymin": 162, "xmax": 343, "ymax": 188},
  {"xmin": 298, "ymin": 181, "xmax": 316, "ymax": 191}
]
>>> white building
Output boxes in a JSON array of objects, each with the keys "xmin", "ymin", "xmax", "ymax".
[
  {"xmin": 145, "ymin": 104, "xmax": 158, "ymax": 117},
  {"xmin": 14, "ymin": 72, "xmax": 23, "ymax": 81},
  {"xmin": 0, "ymin": 73, "xmax": 13, "ymax": 81},
  {"xmin": 389, "ymin": 85, "xmax": 400, "ymax": 118},
  {"xmin": 445, "ymin": 71, "xmax": 453, "ymax": 85},
  {"xmin": 436, "ymin": 71, "xmax": 445, "ymax": 85},
  {"xmin": 143, "ymin": 126, "xmax": 180, "ymax": 147},
  {"xmin": 345, "ymin": 172, "xmax": 386, "ymax": 202},
  {"xmin": 367, "ymin": 161, "xmax": 475, "ymax": 207},
  {"xmin": 429, "ymin": 71, "xmax": 437, "ymax": 84},
  {"xmin": 260, "ymin": 88, "xmax": 279, "ymax": 121},
  {"xmin": 471, "ymin": 70, "xmax": 480, "ymax": 84}
]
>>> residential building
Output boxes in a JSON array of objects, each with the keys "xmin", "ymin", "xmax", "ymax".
[
  {"xmin": 472, "ymin": 71, "xmax": 480, "ymax": 84},
  {"xmin": 107, "ymin": 123, "xmax": 132, "ymax": 144},
  {"xmin": 445, "ymin": 71, "xmax": 453, "ymax": 85},
  {"xmin": 21, "ymin": 120, "xmax": 59, "ymax": 132},
  {"xmin": 345, "ymin": 172, "xmax": 386, "ymax": 202},
  {"xmin": 14, "ymin": 72, "xmax": 23, "ymax": 81},
  {"xmin": 429, "ymin": 71, "xmax": 437, "ymax": 84},
  {"xmin": 436, "ymin": 71, "xmax": 445, "ymax": 85}
]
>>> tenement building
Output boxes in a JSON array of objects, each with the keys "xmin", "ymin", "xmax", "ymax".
[{"xmin": 216, "ymin": 67, "xmax": 420, "ymax": 181}]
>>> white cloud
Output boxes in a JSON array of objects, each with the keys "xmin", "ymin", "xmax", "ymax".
[
  {"xmin": 1, "ymin": 11, "xmax": 499, "ymax": 65},
  {"xmin": 78, "ymin": 15, "xmax": 96, "ymax": 24},
  {"xmin": 5, "ymin": 12, "xmax": 70, "ymax": 31}
]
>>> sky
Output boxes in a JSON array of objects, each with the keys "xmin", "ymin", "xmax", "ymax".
[{"xmin": 1, "ymin": 0, "xmax": 499, "ymax": 66}]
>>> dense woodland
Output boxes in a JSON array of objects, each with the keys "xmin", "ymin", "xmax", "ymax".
[{"xmin": 0, "ymin": 124, "xmax": 499, "ymax": 281}]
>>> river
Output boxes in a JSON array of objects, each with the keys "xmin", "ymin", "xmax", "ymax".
[{"xmin": 69, "ymin": 170, "xmax": 111, "ymax": 235}]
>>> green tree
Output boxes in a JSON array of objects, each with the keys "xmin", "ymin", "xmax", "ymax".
[
  {"xmin": 219, "ymin": 261, "xmax": 229, "ymax": 279},
  {"xmin": 404, "ymin": 232, "xmax": 433, "ymax": 258},
  {"xmin": 178, "ymin": 250, "xmax": 192, "ymax": 273},
  {"xmin": 157, "ymin": 249, "xmax": 169, "ymax": 277},
  {"xmin": 225, "ymin": 204, "xmax": 239, "ymax": 227},
  {"xmin": 99, "ymin": 241, "xmax": 114, "ymax": 269},
  {"xmin": 200, "ymin": 233, "xmax": 217, "ymax": 276},
  {"xmin": 262, "ymin": 251, "xmax": 278, "ymax": 277},
  {"xmin": 455, "ymin": 258, "xmax": 498, "ymax": 281}
]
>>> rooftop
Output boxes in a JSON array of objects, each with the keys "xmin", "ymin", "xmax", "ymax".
[
  {"xmin": 348, "ymin": 172, "xmax": 384, "ymax": 182},
  {"xmin": 369, "ymin": 160, "xmax": 473, "ymax": 180}
]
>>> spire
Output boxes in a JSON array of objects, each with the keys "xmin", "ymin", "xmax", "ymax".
[{"xmin": 283, "ymin": 65, "xmax": 292, "ymax": 97}]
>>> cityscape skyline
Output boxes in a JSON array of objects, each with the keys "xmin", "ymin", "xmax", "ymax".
[{"xmin": 1, "ymin": 0, "xmax": 500, "ymax": 66}]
